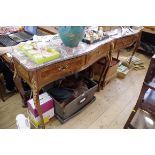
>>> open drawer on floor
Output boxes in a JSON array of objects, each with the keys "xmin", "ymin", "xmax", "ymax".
[{"xmin": 43, "ymin": 78, "xmax": 97, "ymax": 123}]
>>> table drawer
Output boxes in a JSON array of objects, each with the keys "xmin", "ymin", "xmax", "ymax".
[
  {"xmin": 115, "ymin": 35, "xmax": 137, "ymax": 49},
  {"xmin": 86, "ymin": 43, "xmax": 110, "ymax": 65},
  {"xmin": 98, "ymin": 43, "xmax": 110, "ymax": 57},
  {"xmin": 38, "ymin": 56, "xmax": 86, "ymax": 85},
  {"xmin": 14, "ymin": 61, "xmax": 30, "ymax": 82},
  {"xmin": 86, "ymin": 49, "xmax": 99, "ymax": 65}
]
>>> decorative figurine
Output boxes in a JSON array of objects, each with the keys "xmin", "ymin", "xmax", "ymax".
[{"xmin": 98, "ymin": 27, "xmax": 104, "ymax": 40}]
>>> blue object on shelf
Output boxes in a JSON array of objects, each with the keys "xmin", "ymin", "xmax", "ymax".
[
  {"xmin": 24, "ymin": 26, "xmax": 37, "ymax": 35},
  {"xmin": 58, "ymin": 26, "xmax": 85, "ymax": 48}
]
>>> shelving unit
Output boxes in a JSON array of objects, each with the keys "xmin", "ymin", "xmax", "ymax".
[{"xmin": 138, "ymin": 26, "xmax": 155, "ymax": 53}]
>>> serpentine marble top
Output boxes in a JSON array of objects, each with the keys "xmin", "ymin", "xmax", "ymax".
[{"xmin": 5, "ymin": 27, "xmax": 142, "ymax": 71}]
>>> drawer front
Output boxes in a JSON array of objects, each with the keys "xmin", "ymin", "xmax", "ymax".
[
  {"xmin": 86, "ymin": 43, "xmax": 110, "ymax": 65},
  {"xmin": 14, "ymin": 61, "xmax": 30, "ymax": 82},
  {"xmin": 86, "ymin": 49, "xmax": 99, "ymax": 65},
  {"xmin": 115, "ymin": 35, "xmax": 137, "ymax": 49},
  {"xmin": 98, "ymin": 43, "xmax": 110, "ymax": 57},
  {"xmin": 38, "ymin": 56, "xmax": 85, "ymax": 86}
]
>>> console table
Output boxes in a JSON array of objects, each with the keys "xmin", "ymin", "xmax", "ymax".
[
  {"xmin": 0, "ymin": 27, "xmax": 142, "ymax": 128},
  {"xmin": 13, "ymin": 39, "xmax": 112, "ymax": 128}
]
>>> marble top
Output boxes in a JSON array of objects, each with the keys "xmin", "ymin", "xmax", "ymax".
[{"xmin": 3, "ymin": 27, "xmax": 143, "ymax": 71}]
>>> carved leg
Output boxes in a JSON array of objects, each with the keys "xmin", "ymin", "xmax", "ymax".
[
  {"xmin": 97, "ymin": 59, "xmax": 107, "ymax": 91},
  {"xmin": 116, "ymin": 49, "xmax": 120, "ymax": 60},
  {"xmin": 98, "ymin": 53, "xmax": 111, "ymax": 91},
  {"xmin": 90, "ymin": 65, "xmax": 94, "ymax": 79},
  {"xmin": 13, "ymin": 68, "xmax": 27, "ymax": 107},
  {"xmin": 31, "ymin": 75, "xmax": 45, "ymax": 129},
  {"xmin": 128, "ymin": 34, "xmax": 141, "ymax": 64},
  {"xmin": 88, "ymin": 65, "xmax": 94, "ymax": 79},
  {"xmin": 99, "ymin": 43, "xmax": 113, "ymax": 90},
  {"xmin": 100, "ymin": 54, "xmax": 112, "ymax": 90}
]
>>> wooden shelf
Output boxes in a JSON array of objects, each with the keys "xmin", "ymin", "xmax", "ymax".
[
  {"xmin": 37, "ymin": 26, "xmax": 58, "ymax": 35},
  {"xmin": 143, "ymin": 26, "xmax": 155, "ymax": 35}
]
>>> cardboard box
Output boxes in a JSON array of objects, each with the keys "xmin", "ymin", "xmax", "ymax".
[
  {"xmin": 27, "ymin": 92, "xmax": 54, "ymax": 127},
  {"xmin": 27, "ymin": 92, "xmax": 54, "ymax": 117},
  {"xmin": 117, "ymin": 62, "xmax": 131, "ymax": 79},
  {"xmin": 117, "ymin": 68, "xmax": 129, "ymax": 79},
  {"xmin": 28, "ymin": 108, "xmax": 54, "ymax": 128}
]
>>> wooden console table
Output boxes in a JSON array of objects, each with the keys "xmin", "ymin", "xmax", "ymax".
[
  {"xmin": 12, "ymin": 40, "xmax": 112, "ymax": 128},
  {"xmin": 0, "ymin": 27, "xmax": 142, "ymax": 128},
  {"xmin": 114, "ymin": 31, "xmax": 142, "ymax": 63}
]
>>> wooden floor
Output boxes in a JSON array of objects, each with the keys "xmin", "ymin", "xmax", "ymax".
[{"xmin": 0, "ymin": 50, "xmax": 151, "ymax": 129}]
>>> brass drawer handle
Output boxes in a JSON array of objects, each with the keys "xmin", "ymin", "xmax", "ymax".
[
  {"xmin": 58, "ymin": 64, "xmax": 69, "ymax": 71},
  {"xmin": 58, "ymin": 67, "xmax": 61, "ymax": 71}
]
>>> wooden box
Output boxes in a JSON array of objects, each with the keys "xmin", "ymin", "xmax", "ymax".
[{"xmin": 43, "ymin": 78, "xmax": 97, "ymax": 123}]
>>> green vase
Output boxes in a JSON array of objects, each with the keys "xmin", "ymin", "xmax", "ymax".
[{"xmin": 58, "ymin": 26, "xmax": 85, "ymax": 48}]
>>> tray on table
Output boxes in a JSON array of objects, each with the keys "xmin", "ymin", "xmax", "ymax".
[
  {"xmin": 82, "ymin": 30, "xmax": 109, "ymax": 44},
  {"xmin": 18, "ymin": 43, "xmax": 60, "ymax": 64}
]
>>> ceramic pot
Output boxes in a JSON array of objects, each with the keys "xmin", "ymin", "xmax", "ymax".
[{"xmin": 58, "ymin": 26, "xmax": 85, "ymax": 48}]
